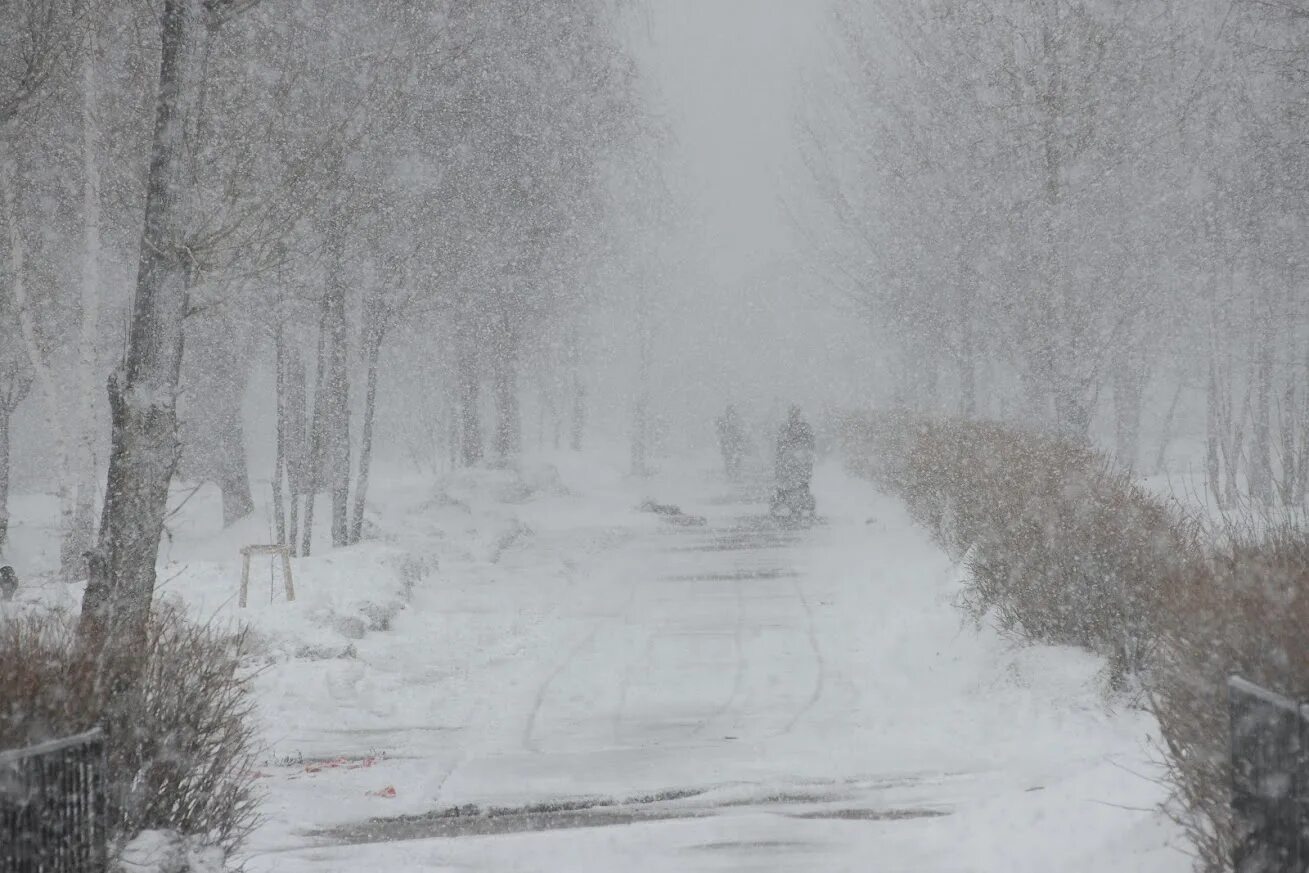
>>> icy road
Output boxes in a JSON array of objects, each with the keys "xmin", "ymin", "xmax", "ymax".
[{"xmin": 234, "ymin": 454, "xmax": 1185, "ymax": 873}]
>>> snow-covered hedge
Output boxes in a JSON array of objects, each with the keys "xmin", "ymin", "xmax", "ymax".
[{"xmin": 837, "ymin": 412, "xmax": 1309, "ymax": 873}]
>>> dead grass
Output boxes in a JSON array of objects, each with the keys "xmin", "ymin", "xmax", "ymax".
[{"xmin": 0, "ymin": 603, "xmax": 260, "ymax": 857}]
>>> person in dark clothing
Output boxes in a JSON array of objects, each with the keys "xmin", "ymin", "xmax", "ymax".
[
  {"xmin": 715, "ymin": 404, "xmax": 747, "ymax": 481},
  {"xmin": 772, "ymin": 405, "xmax": 815, "ymax": 518}
]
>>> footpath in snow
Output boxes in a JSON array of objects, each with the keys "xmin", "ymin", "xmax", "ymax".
[{"xmin": 14, "ymin": 449, "xmax": 1187, "ymax": 871}]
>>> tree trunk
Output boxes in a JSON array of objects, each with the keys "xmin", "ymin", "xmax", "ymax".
[
  {"xmin": 1113, "ymin": 350, "xmax": 1145, "ymax": 473},
  {"xmin": 1297, "ymin": 346, "xmax": 1309, "ymax": 507},
  {"xmin": 458, "ymin": 330, "xmax": 482, "ymax": 466},
  {"xmin": 565, "ymin": 322, "xmax": 584, "ymax": 452},
  {"xmin": 284, "ymin": 340, "xmax": 307, "ymax": 552},
  {"xmin": 217, "ymin": 411, "xmax": 253, "ymax": 527},
  {"xmin": 272, "ymin": 322, "xmax": 287, "ymax": 546},
  {"xmin": 1250, "ymin": 316, "xmax": 1274, "ymax": 504},
  {"xmin": 492, "ymin": 308, "xmax": 520, "ymax": 462},
  {"xmin": 631, "ymin": 289, "xmax": 651, "ymax": 476},
  {"xmin": 301, "ymin": 303, "xmax": 330, "ymax": 557},
  {"xmin": 957, "ymin": 326, "xmax": 976, "ymax": 420},
  {"xmin": 1154, "ymin": 379, "xmax": 1184, "ymax": 476},
  {"xmin": 0, "ymin": 405, "xmax": 10, "ymax": 555},
  {"xmin": 324, "ymin": 254, "xmax": 350, "ymax": 548},
  {"xmin": 80, "ymin": 0, "xmax": 210, "ymax": 656},
  {"xmin": 1279, "ymin": 378, "xmax": 1296, "ymax": 506},
  {"xmin": 570, "ymin": 378, "xmax": 585, "ymax": 452},
  {"xmin": 1205, "ymin": 358, "xmax": 1222, "ymax": 505},
  {"xmin": 349, "ymin": 321, "xmax": 383, "ymax": 545}
]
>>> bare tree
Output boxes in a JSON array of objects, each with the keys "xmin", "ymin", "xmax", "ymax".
[{"xmin": 80, "ymin": 0, "xmax": 235, "ymax": 652}]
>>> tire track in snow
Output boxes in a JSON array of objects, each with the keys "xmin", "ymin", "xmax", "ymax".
[
  {"xmin": 781, "ymin": 569, "xmax": 827, "ymax": 736},
  {"xmin": 521, "ymin": 623, "xmax": 601, "ymax": 753},
  {"xmin": 691, "ymin": 571, "xmax": 748, "ymax": 739}
]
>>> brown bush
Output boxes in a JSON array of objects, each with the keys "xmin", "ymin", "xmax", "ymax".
[
  {"xmin": 0, "ymin": 604, "xmax": 260, "ymax": 857},
  {"xmin": 1152, "ymin": 517, "xmax": 1309, "ymax": 873},
  {"xmin": 845, "ymin": 414, "xmax": 1184, "ymax": 682},
  {"xmin": 842, "ymin": 411, "xmax": 1309, "ymax": 871}
]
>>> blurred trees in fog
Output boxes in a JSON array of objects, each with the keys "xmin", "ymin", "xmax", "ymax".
[
  {"xmin": 802, "ymin": 0, "xmax": 1308, "ymax": 502},
  {"xmin": 0, "ymin": 1, "xmax": 649, "ymax": 640}
]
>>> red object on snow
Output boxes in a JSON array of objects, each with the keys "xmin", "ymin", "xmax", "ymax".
[{"xmin": 367, "ymin": 785, "xmax": 397, "ymax": 798}]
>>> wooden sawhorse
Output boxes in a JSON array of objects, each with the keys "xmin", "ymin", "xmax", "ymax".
[{"xmin": 239, "ymin": 544, "xmax": 296, "ymax": 608}]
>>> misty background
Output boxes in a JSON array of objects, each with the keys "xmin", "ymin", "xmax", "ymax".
[{"xmin": 1, "ymin": 0, "xmax": 1305, "ymax": 560}]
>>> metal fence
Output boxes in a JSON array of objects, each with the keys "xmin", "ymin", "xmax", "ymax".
[
  {"xmin": 1229, "ymin": 676, "xmax": 1309, "ymax": 873},
  {"xmin": 0, "ymin": 729, "xmax": 108, "ymax": 873}
]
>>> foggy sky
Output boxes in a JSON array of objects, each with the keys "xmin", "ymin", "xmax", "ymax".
[{"xmin": 639, "ymin": 1, "xmax": 879, "ymax": 439}]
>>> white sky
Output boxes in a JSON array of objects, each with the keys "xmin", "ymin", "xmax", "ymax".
[{"xmin": 632, "ymin": 1, "xmax": 879, "ymax": 438}]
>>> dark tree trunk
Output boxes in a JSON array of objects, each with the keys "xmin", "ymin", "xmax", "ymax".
[{"xmin": 80, "ymin": 0, "xmax": 210, "ymax": 656}]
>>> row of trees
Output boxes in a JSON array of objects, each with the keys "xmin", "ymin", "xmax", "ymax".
[
  {"xmin": 802, "ymin": 0, "xmax": 1307, "ymax": 503},
  {"xmin": 0, "ymin": 1, "xmax": 651, "ymax": 653}
]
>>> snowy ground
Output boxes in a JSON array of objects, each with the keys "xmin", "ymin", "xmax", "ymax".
[{"xmin": 6, "ymin": 448, "xmax": 1191, "ymax": 871}]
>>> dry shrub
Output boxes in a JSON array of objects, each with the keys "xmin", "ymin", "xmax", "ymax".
[
  {"xmin": 842, "ymin": 411, "xmax": 1309, "ymax": 871},
  {"xmin": 0, "ymin": 604, "xmax": 259, "ymax": 857},
  {"xmin": 1151, "ymin": 517, "xmax": 1309, "ymax": 873},
  {"xmin": 849, "ymin": 415, "xmax": 1184, "ymax": 682}
]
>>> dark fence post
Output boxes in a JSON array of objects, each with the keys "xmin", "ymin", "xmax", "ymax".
[
  {"xmin": 1229, "ymin": 676, "xmax": 1309, "ymax": 873},
  {"xmin": 0, "ymin": 728, "xmax": 108, "ymax": 873}
]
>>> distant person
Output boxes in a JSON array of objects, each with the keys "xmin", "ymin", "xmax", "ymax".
[
  {"xmin": 715, "ymin": 404, "xmax": 747, "ymax": 481},
  {"xmin": 772, "ymin": 405, "xmax": 816, "ymax": 520}
]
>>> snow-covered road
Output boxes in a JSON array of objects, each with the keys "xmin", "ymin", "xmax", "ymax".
[{"xmin": 238, "ymin": 455, "xmax": 1188, "ymax": 872}]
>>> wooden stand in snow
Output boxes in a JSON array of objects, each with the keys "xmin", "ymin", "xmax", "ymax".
[{"xmin": 239, "ymin": 544, "xmax": 295, "ymax": 608}]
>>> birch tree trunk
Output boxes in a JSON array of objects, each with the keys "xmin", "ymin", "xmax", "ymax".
[
  {"xmin": 349, "ymin": 317, "xmax": 383, "ymax": 545},
  {"xmin": 80, "ymin": 0, "xmax": 210, "ymax": 654}
]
